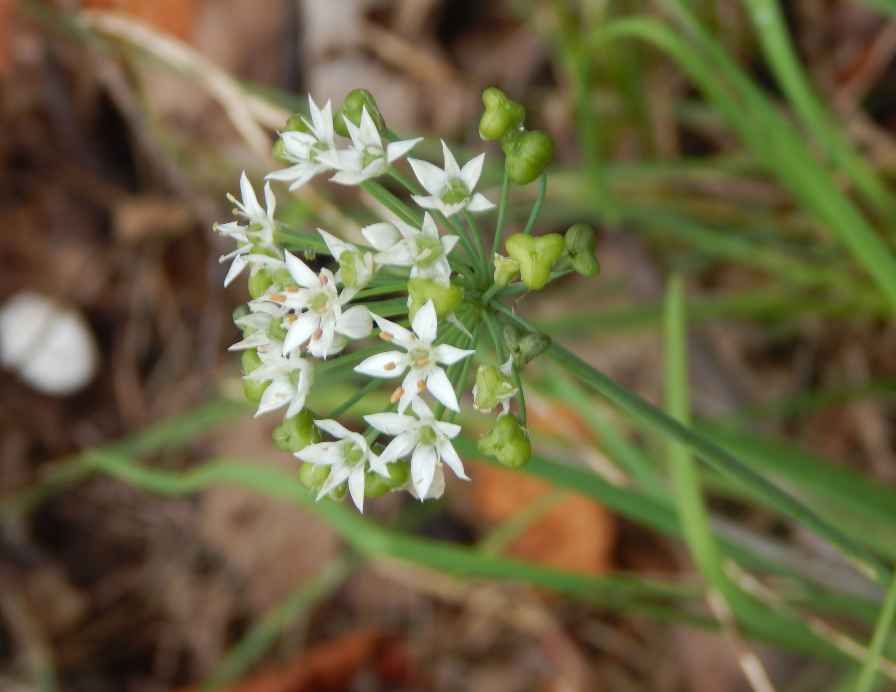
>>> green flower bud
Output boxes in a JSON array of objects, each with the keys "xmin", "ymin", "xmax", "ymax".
[
  {"xmin": 272, "ymin": 138, "xmax": 289, "ymax": 163},
  {"xmin": 365, "ymin": 460, "xmax": 410, "ymax": 498},
  {"xmin": 267, "ymin": 318, "xmax": 288, "ymax": 342},
  {"xmin": 479, "ymin": 87, "xmax": 525, "ymax": 141},
  {"xmin": 502, "ymin": 130, "xmax": 554, "ymax": 185},
  {"xmin": 248, "ymin": 269, "xmax": 274, "ymax": 299},
  {"xmin": 335, "ymin": 89, "xmax": 385, "ymax": 137},
  {"xmin": 505, "ymin": 233, "xmax": 565, "ymax": 290},
  {"xmin": 493, "ymin": 254, "xmax": 520, "ymax": 288},
  {"xmin": 241, "ymin": 349, "xmax": 270, "ymax": 404},
  {"xmin": 299, "ymin": 462, "xmax": 330, "ymax": 491},
  {"xmin": 517, "ymin": 332, "xmax": 551, "ymax": 366},
  {"xmin": 473, "ymin": 364, "xmax": 517, "ymax": 413},
  {"xmin": 273, "ymin": 410, "xmax": 319, "ymax": 453},
  {"xmin": 478, "ymin": 414, "xmax": 531, "ymax": 468},
  {"xmin": 285, "ymin": 113, "xmax": 311, "ymax": 133},
  {"xmin": 407, "ymin": 278, "xmax": 464, "ymax": 319},
  {"xmin": 564, "ymin": 224, "xmax": 600, "ymax": 277}
]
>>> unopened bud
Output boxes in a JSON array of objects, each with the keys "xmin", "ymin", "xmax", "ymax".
[
  {"xmin": 365, "ymin": 460, "xmax": 410, "ymax": 498},
  {"xmin": 240, "ymin": 349, "xmax": 270, "ymax": 404},
  {"xmin": 479, "ymin": 87, "xmax": 525, "ymax": 141},
  {"xmin": 473, "ymin": 364, "xmax": 517, "ymax": 413},
  {"xmin": 478, "ymin": 414, "xmax": 531, "ymax": 468},
  {"xmin": 248, "ymin": 269, "xmax": 274, "ymax": 299},
  {"xmin": 273, "ymin": 410, "xmax": 319, "ymax": 453},
  {"xmin": 564, "ymin": 224, "xmax": 599, "ymax": 277},
  {"xmin": 493, "ymin": 254, "xmax": 520, "ymax": 288},
  {"xmin": 502, "ymin": 130, "xmax": 554, "ymax": 185},
  {"xmin": 335, "ymin": 89, "xmax": 386, "ymax": 137}
]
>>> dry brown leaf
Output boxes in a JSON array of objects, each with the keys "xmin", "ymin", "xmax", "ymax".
[
  {"xmin": 0, "ymin": 0, "xmax": 15, "ymax": 77},
  {"xmin": 82, "ymin": 0, "xmax": 201, "ymax": 39},
  {"xmin": 471, "ymin": 463, "xmax": 615, "ymax": 576}
]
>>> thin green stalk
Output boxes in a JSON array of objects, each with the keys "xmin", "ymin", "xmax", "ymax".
[
  {"xmin": 855, "ymin": 570, "xmax": 896, "ymax": 692},
  {"xmin": 493, "ymin": 165, "xmax": 510, "ymax": 256},
  {"xmin": 328, "ymin": 378, "xmax": 383, "ymax": 418},
  {"xmin": 492, "ymin": 301, "xmax": 892, "ymax": 585},
  {"xmin": 203, "ymin": 556, "xmax": 355, "ymax": 690},
  {"xmin": 521, "ymin": 174, "xmax": 548, "ymax": 236},
  {"xmin": 464, "ymin": 210, "xmax": 490, "ymax": 280}
]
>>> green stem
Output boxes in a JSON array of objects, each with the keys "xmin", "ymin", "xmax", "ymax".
[
  {"xmin": 854, "ymin": 569, "xmax": 896, "ymax": 692},
  {"xmin": 493, "ymin": 164, "xmax": 511, "ymax": 255},
  {"xmin": 464, "ymin": 210, "xmax": 490, "ymax": 282},
  {"xmin": 521, "ymin": 173, "xmax": 548, "ymax": 236}
]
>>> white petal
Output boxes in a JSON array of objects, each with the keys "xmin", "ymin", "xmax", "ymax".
[
  {"xmin": 263, "ymin": 181, "xmax": 276, "ymax": 217},
  {"xmin": 238, "ymin": 171, "xmax": 260, "ymax": 216},
  {"xmin": 460, "ymin": 152, "xmax": 485, "ymax": 191},
  {"xmin": 437, "ymin": 438, "xmax": 469, "ymax": 480},
  {"xmin": 223, "ymin": 255, "xmax": 248, "ymax": 287},
  {"xmin": 398, "ymin": 370, "xmax": 425, "ymax": 413},
  {"xmin": 364, "ymin": 412, "xmax": 415, "ymax": 436},
  {"xmin": 426, "ymin": 367, "xmax": 459, "ymax": 411},
  {"xmin": 441, "ymin": 235, "xmax": 459, "ymax": 255},
  {"xmin": 440, "ymin": 140, "xmax": 462, "ymax": 178},
  {"xmin": 411, "ymin": 444, "xmax": 438, "ymax": 499},
  {"xmin": 348, "ymin": 467, "xmax": 366, "ymax": 512},
  {"xmin": 314, "ymin": 418, "xmax": 354, "ymax": 440},
  {"xmin": 285, "ymin": 251, "xmax": 319, "ymax": 288},
  {"xmin": 285, "ymin": 388, "xmax": 308, "ymax": 418},
  {"xmin": 408, "ymin": 158, "xmax": 448, "ymax": 195},
  {"xmin": 410, "ymin": 194, "xmax": 440, "ymax": 211},
  {"xmin": 386, "ymin": 137, "xmax": 422, "ymax": 163},
  {"xmin": 361, "ymin": 222, "xmax": 400, "ymax": 251},
  {"xmin": 309, "ymin": 317, "xmax": 336, "ymax": 358},
  {"xmin": 330, "ymin": 167, "xmax": 375, "ymax": 186},
  {"xmin": 254, "ymin": 378, "xmax": 292, "ymax": 417},
  {"xmin": 372, "ymin": 314, "xmax": 414, "ymax": 348},
  {"xmin": 374, "ymin": 242, "xmax": 414, "ymax": 268},
  {"xmin": 420, "ymin": 213, "xmax": 440, "ymax": 239},
  {"xmin": 336, "ymin": 305, "xmax": 372, "ymax": 339},
  {"xmin": 296, "ymin": 441, "xmax": 341, "ymax": 465},
  {"xmin": 409, "ymin": 397, "xmax": 434, "ymax": 420},
  {"xmin": 411, "ymin": 300, "xmax": 438, "ymax": 343},
  {"xmin": 434, "ymin": 419, "xmax": 461, "ymax": 438},
  {"xmin": 317, "ymin": 228, "xmax": 350, "ymax": 259},
  {"xmin": 228, "ymin": 331, "xmax": 271, "ymax": 351},
  {"xmin": 354, "ymin": 351, "xmax": 406, "ymax": 378},
  {"xmin": 466, "ymin": 193, "xmax": 495, "ymax": 212},
  {"xmin": 283, "ymin": 313, "xmax": 317, "ymax": 354},
  {"xmin": 379, "ymin": 430, "xmax": 418, "ymax": 464},
  {"xmin": 317, "ymin": 464, "xmax": 351, "ymax": 501},
  {"xmin": 432, "ymin": 344, "xmax": 474, "ymax": 366}
]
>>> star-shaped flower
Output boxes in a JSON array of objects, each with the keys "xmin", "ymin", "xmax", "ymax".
[
  {"xmin": 408, "ymin": 141, "xmax": 494, "ymax": 217},
  {"xmin": 296, "ymin": 420, "xmax": 389, "ymax": 512},
  {"xmin": 267, "ymin": 96, "xmax": 338, "ymax": 191},
  {"xmin": 365, "ymin": 397, "xmax": 468, "ymax": 499},
  {"xmin": 244, "ymin": 347, "xmax": 314, "ymax": 420},
  {"xmin": 320, "ymin": 107, "xmax": 420, "ymax": 185},
  {"xmin": 270, "ymin": 252, "xmax": 373, "ymax": 359},
  {"xmin": 318, "ymin": 228, "xmax": 374, "ymax": 290},
  {"xmin": 361, "ymin": 214, "xmax": 457, "ymax": 286},
  {"xmin": 215, "ymin": 172, "xmax": 282, "ymax": 286},
  {"xmin": 354, "ymin": 300, "xmax": 473, "ymax": 412}
]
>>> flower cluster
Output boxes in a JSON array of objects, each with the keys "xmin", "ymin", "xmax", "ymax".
[{"xmin": 214, "ymin": 88, "xmax": 597, "ymax": 512}]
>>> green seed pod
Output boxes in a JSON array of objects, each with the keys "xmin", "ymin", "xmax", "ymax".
[
  {"xmin": 240, "ymin": 349, "xmax": 270, "ymax": 404},
  {"xmin": 502, "ymin": 130, "xmax": 554, "ymax": 185},
  {"xmin": 407, "ymin": 278, "xmax": 464, "ymax": 319},
  {"xmin": 505, "ymin": 233, "xmax": 565, "ymax": 290},
  {"xmin": 272, "ymin": 138, "xmax": 289, "ymax": 163},
  {"xmin": 478, "ymin": 414, "xmax": 531, "ymax": 468},
  {"xmin": 335, "ymin": 89, "xmax": 386, "ymax": 137},
  {"xmin": 479, "ymin": 87, "xmax": 526, "ymax": 141},
  {"xmin": 564, "ymin": 224, "xmax": 600, "ymax": 277},
  {"xmin": 267, "ymin": 318, "xmax": 288, "ymax": 342},
  {"xmin": 299, "ymin": 462, "xmax": 331, "ymax": 492},
  {"xmin": 473, "ymin": 364, "xmax": 517, "ymax": 413},
  {"xmin": 273, "ymin": 410, "xmax": 319, "ymax": 453},
  {"xmin": 248, "ymin": 269, "xmax": 274, "ymax": 299},
  {"xmin": 493, "ymin": 254, "xmax": 520, "ymax": 288},
  {"xmin": 365, "ymin": 460, "xmax": 411, "ymax": 497},
  {"xmin": 517, "ymin": 333, "xmax": 551, "ymax": 366}
]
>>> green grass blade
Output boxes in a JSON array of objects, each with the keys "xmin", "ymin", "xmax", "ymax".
[{"xmin": 855, "ymin": 571, "xmax": 896, "ymax": 692}]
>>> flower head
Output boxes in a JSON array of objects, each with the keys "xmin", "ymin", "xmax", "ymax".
[
  {"xmin": 354, "ymin": 300, "xmax": 473, "ymax": 412},
  {"xmin": 408, "ymin": 141, "xmax": 494, "ymax": 217},
  {"xmin": 365, "ymin": 398, "xmax": 468, "ymax": 499},
  {"xmin": 362, "ymin": 214, "xmax": 457, "ymax": 285},
  {"xmin": 244, "ymin": 347, "xmax": 314, "ymax": 420},
  {"xmin": 321, "ymin": 107, "xmax": 420, "ymax": 185},
  {"xmin": 296, "ymin": 420, "xmax": 388, "ymax": 512},
  {"xmin": 267, "ymin": 96, "xmax": 337, "ymax": 191},
  {"xmin": 215, "ymin": 172, "xmax": 282, "ymax": 286},
  {"xmin": 272, "ymin": 252, "xmax": 372, "ymax": 359}
]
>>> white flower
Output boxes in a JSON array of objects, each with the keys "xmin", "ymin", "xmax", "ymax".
[
  {"xmin": 267, "ymin": 96, "xmax": 337, "ymax": 191},
  {"xmin": 273, "ymin": 252, "xmax": 372, "ymax": 359},
  {"xmin": 362, "ymin": 214, "xmax": 457, "ymax": 285},
  {"xmin": 365, "ymin": 398, "xmax": 468, "ymax": 499},
  {"xmin": 296, "ymin": 420, "xmax": 389, "ymax": 512},
  {"xmin": 408, "ymin": 141, "xmax": 494, "ymax": 217},
  {"xmin": 215, "ymin": 172, "xmax": 282, "ymax": 286},
  {"xmin": 245, "ymin": 348, "xmax": 314, "ymax": 420},
  {"xmin": 318, "ymin": 228, "xmax": 375, "ymax": 290},
  {"xmin": 354, "ymin": 300, "xmax": 473, "ymax": 412},
  {"xmin": 320, "ymin": 107, "xmax": 420, "ymax": 185}
]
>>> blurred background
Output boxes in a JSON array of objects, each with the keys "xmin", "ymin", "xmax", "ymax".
[{"xmin": 3, "ymin": 0, "xmax": 896, "ymax": 690}]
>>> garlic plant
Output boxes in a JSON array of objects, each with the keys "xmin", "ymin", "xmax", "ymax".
[{"xmin": 214, "ymin": 88, "xmax": 598, "ymax": 512}]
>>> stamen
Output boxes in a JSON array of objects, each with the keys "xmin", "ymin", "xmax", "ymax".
[
  {"xmin": 384, "ymin": 362, "xmax": 397, "ymax": 371},
  {"xmin": 270, "ymin": 293, "xmax": 286, "ymax": 303},
  {"xmin": 390, "ymin": 386, "xmax": 404, "ymax": 403},
  {"xmin": 417, "ymin": 380, "xmax": 426, "ymax": 393},
  {"xmin": 313, "ymin": 327, "xmax": 323, "ymax": 340},
  {"xmin": 287, "ymin": 314, "xmax": 297, "ymax": 323},
  {"xmin": 380, "ymin": 331, "xmax": 393, "ymax": 341},
  {"xmin": 414, "ymin": 357, "xmax": 429, "ymax": 368}
]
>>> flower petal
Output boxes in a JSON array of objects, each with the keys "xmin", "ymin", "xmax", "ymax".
[
  {"xmin": 371, "ymin": 314, "xmax": 414, "ymax": 348},
  {"xmin": 364, "ymin": 412, "xmax": 416, "ymax": 436},
  {"xmin": 285, "ymin": 251, "xmax": 319, "ymax": 288},
  {"xmin": 411, "ymin": 300, "xmax": 438, "ymax": 343},
  {"xmin": 408, "ymin": 158, "xmax": 448, "ymax": 196},
  {"xmin": 316, "ymin": 464, "xmax": 351, "ymax": 501},
  {"xmin": 410, "ymin": 194, "xmax": 440, "ymax": 211},
  {"xmin": 314, "ymin": 418, "xmax": 354, "ymax": 440},
  {"xmin": 432, "ymin": 344, "xmax": 474, "ymax": 366},
  {"xmin": 354, "ymin": 351, "xmax": 406, "ymax": 378},
  {"xmin": 296, "ymin": 441, "xmax": 341, "ymax": 464},
  {"xmin": 283, "ymin": 313, "xmax": 318, "ymax": 354},
  {"xmin": 348, "ymin": 467, "xmax": 366, "ymax": 512},
  {"xmin": 410, "ymin": 444, "xmax": 438, "ymax": 499},
  {"xmin": 466, "ymin": 193, "xmax": 495, "ymax": 212},
  {"xmin": 437, "ymin": 438, "xmax": 469, "ymax": 480},
  {"xmin": 361, "ymin": 222, "xmax": 400, "ymax": 251},
  {"xmin": 386, "ymin": 137, "xmax": 422, "ymax": 163},
  {"xmin": 254, "ymin": 378, "xmax": 292, "ymax": 417},
  {"xmin": 317, "ymin": 228, "xmax": 350, "ymax": 260},
  {"xmin": 336, "ymin": 305, "xmax": 372, "ymax": 339},
  {"xmin": 460, "ymin": 152, "xmax": 485, "ymax": 191},
  {"xmin": 379, "ymin": 430, "xmax": 418, "ymax": 464},
  {"xmin": 223, "ymin": 254, "xmax": 248, "ymax": 287},
  {"xmin": 358, "ymin": 107, "xmax": 382, "ymax": 148},
  {"xmin": 426, "ymin": 367, "xmax": 460, "ymax": 411},
  {"xmin": 440, "ymin": 140, "xmax": 461, "ymax": 178}
]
